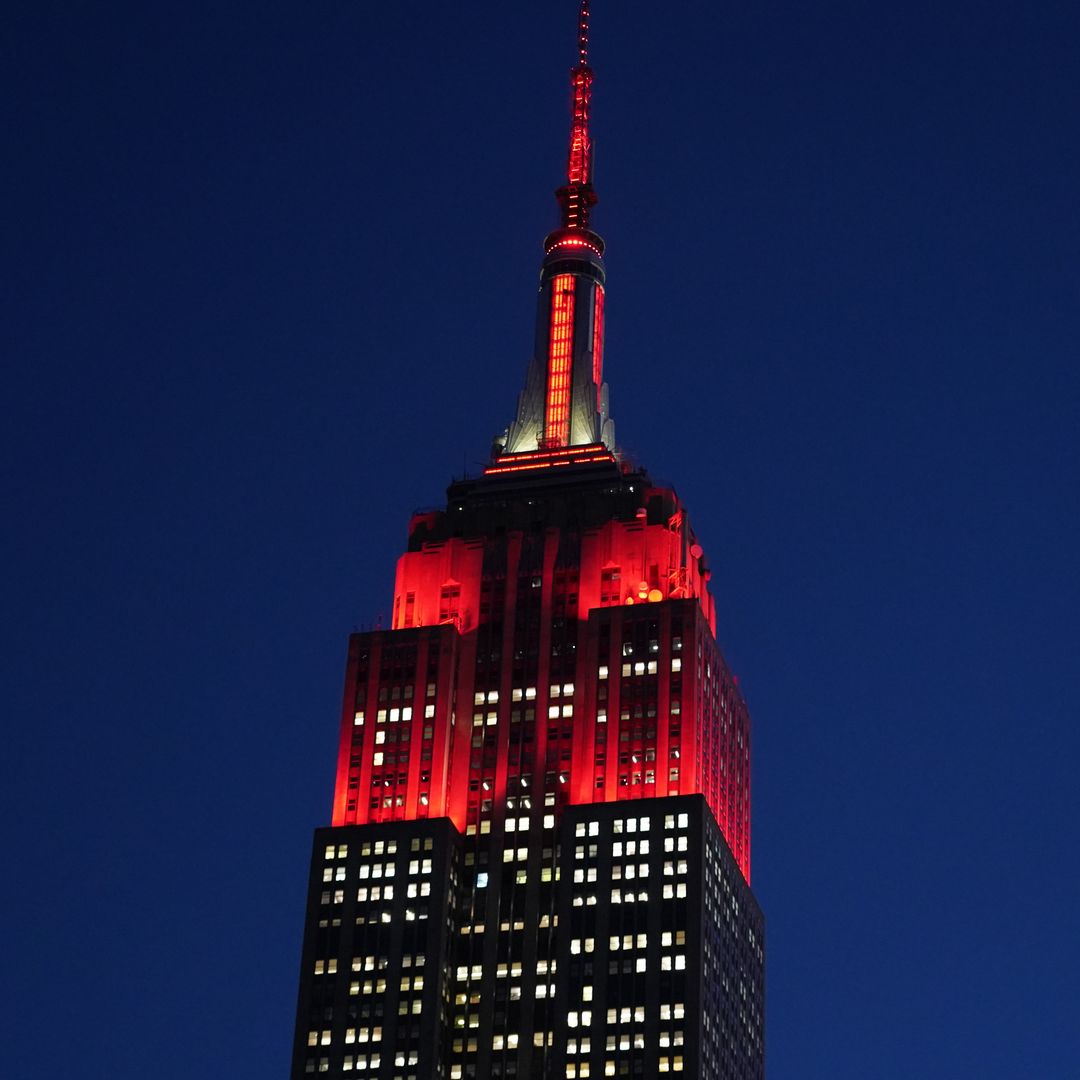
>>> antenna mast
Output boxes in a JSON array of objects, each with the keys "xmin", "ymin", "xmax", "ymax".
[{"xmin": 557, "ymin": 0, "xmax": 598, "ymax": 230}]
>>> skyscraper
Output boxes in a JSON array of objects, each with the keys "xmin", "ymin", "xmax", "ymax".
[{"xmin": 291, "ymin": 5, "xmax": 764, "ymax": 1078}]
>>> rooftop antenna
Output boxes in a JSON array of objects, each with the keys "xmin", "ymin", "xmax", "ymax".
[{"xmin": 556, "ymin": 0, "xmax": 597, "ymax": 230}]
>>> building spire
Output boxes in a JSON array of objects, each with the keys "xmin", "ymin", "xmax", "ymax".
[
  {"xmin": 497, "ymin": 0, "xmax": 613, "ymax": 460},
  {"xmin": 557, "ymin": 0, "xmax": 597, "ymax": 230}
]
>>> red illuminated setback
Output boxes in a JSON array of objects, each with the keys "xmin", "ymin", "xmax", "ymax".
[
  {"xmin": 544, "ymin": 274, "xmax": 576, "ymax": 447},
  {"xmin": 329, "ymin": 480, "xmax": 753, "ymax": 882}
]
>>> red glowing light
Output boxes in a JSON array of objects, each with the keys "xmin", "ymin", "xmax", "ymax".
[
  {"xmin": 492, "ymin": 442, "xmax": 608, "ymax": 464},
  {"xmin": 484, "ymin": 442, "xmax": 614, "ymax": 474},
  {"xmin": 544, "ymin": 274, "xmax": 576, "ymax": 447},
  {"xmin": 545, "ymin": 235, "xmax": 603, "ymax": 257},
  {"xmin": 591, "ymin": 284, "xmax": 604, "ymax": 407},
  {"xmin": 567, "ymin": 66, "xmax": 593, "ymax": 191}
]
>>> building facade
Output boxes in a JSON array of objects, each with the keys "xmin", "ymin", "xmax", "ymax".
[{"xmin": 291, "ymin": 4, "xmax": 764, "ymax": 1078}]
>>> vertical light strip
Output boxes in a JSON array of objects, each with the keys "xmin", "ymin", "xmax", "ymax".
[
  {"xmin": 545, "ymin": 274, "xmax": 576, "ymax": 447},
  {"xmin": 591, "ymin": 284, "xmax": 605, "ymax": 408}
]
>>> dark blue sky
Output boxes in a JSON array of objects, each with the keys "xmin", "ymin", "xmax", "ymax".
[{"xmin": 4, "ymin": 2, "xmax": 1079, "ymax": 1076}]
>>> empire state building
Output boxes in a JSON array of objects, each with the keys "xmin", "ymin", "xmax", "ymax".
[{"xmin": 291, "ymin": 5, "xmax": 765, "ymax": 1078}]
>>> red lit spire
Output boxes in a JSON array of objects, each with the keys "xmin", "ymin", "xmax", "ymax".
[
  {"xmin": 499, "ymin": 0, "xmax": 613, "ymax": 457},
  {"xmin": 557, "ymin": 0, "xmax": 598, "ymax": 230}
]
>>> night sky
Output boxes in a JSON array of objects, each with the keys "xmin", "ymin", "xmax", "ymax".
[{"xmin": 4, "ymin": 2, "xmax": 1079, "ymax": 1077}]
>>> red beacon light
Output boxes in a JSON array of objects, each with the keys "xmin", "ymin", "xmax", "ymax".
[{"xmin": 543, "ymin": 228, "xmax": 606, "ymax": 259}]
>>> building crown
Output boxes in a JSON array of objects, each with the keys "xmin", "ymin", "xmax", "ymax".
[{"xmin": 495, "ymin": 0, "xmax": 615, "ymax": 464}]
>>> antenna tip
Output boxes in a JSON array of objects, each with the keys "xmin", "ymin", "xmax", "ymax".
[{"xmin": 577, "ymin": 0, "xmax": 591, "ymax": 66}]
